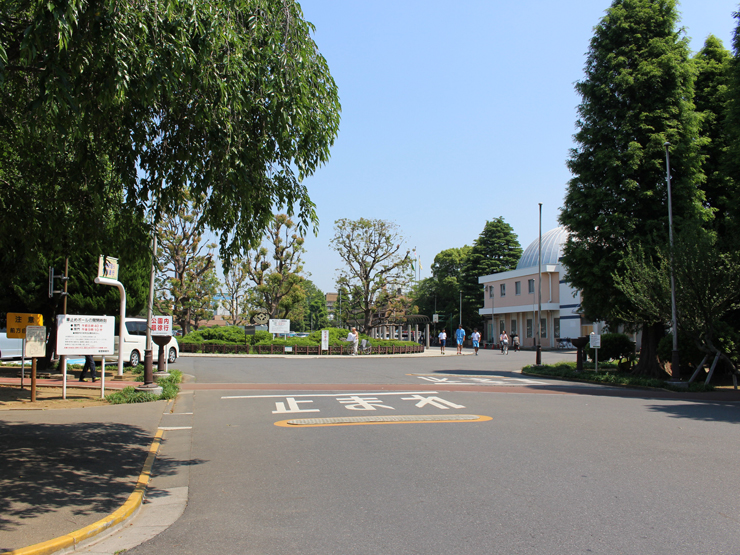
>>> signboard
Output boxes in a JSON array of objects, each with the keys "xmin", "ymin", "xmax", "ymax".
[
  {"xmin": 321, "ymin": 330, "xmax": 330, "ymax": 351},
  {"xmin": 25, "ymin": 326, "xmax": 47, "ymax": 358},
  {"xmin": 432, "ymin": 314, "xmax": 439, "ymax": 323},
  {"xmin": 269, "ymin": 319, "xmax": 290, "ymax": 334},
  {"xmin": 151, "ymin": 315, "xmax": 173, "ymax": 336},
  {"xmin": 7, "ymin": 313, "xmax": 44, "ymax": 338},
  {"xmin": 97, "ymin": 255, "xmax": 119, "ymax": 280},
  {"xmin": 589, "ymin": 334, "xmax": 601, "ymax": 348},
  {"xmin": 56, "ymin": 315, "xmax": 115, "ymax": 355}
]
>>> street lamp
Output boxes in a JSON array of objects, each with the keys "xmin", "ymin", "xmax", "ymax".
[
  {"xmin": 664, "ymin": 142, "xmax": 680, "ymax": 380},
  {"xmin": 536, "ymin": 203, "xmax": 542, "ymax": 365}
]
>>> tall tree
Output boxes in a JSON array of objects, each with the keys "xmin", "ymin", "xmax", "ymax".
[
  {"xmin": 155, "ymin": 196, "xmax": 218, "ymax": 335},
  {"xmin": 244, "ymin": 214, "xmax": 306, "ymax": 320},
  {"xmin": 219, "ymin": 261, "xmax": 251, "ymax": 327},
  {"xmin": 413, "ymin": 247, "xmax": 471, "ymax": 332},
  {"xmin": 330, "ymin": 218, "xmax": 412, "ymax": 333},
  {"xmin": 559, "ymin": 0, "xmax": 707, "ymax": 376},
  {"xmin": 460, "ymin": 218, "xmax": 522, "ymax": 328},
  {"xmin": 297, "ymin": 280, "xmax": 329, "ymax": 332},
  {"xmin": 693, "ymin": 35, "xmax": 735, "ymax": 238},
  {"xmin": 1, "ymin": 0, "xmax": 341, "ymax": 270}
]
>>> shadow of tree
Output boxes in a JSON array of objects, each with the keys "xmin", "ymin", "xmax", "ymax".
[
  {"xmin": 646, "ymin": 402, "xmax": 740, "ymax": 424},
  {"xmin": 0, "ymin": 421, "xmax": 203, "ymax": 543}
]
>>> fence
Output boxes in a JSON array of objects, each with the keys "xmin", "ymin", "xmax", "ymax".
[{"xmin": 178, "ymin": 343, "xmax": 426, "ymax": 355}]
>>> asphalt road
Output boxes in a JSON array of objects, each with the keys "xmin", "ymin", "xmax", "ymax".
[{"xmin": 129, "ymin": 351, "xmax": 740, "ymax": 555}]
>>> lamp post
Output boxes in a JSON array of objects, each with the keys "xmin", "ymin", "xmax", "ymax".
[
  {"xmin": 664, "ymin": 142, "xmax": 680, "ymax": 380},
  {"xmin": 536, "ymin": 203, "xmax": 542, "ymax": 365}
]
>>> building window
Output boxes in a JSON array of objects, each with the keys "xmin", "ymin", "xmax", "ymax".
[
  {"xmin": 500, "ymin": 283, "xmax": 506, "ymax": 297},
  {"xmin": 510, "ymin": 319, "xmax": 517, "ymax": 335},
  {"xmin": 489, "ymin": 285, "xmax": 494, "ymax": 298},
  {"xmin": 528, "ymin": 279, "xmax": 535, "ymax": 294},
  {"xmin": 554, "ymin": 318, "xmax": 560, "ymax": 338},
  {"xmin": 541, "ymin": 318, "xmax": 547, "ymax": 339},
  {"xmin": 515, "ymin": 281, "xmax": 521, "ymax": 295},
  {"xmin": 499, "ymin": 320, "xmax": 505, "ymax": 334},
  {"xmin": 526, "ymin": 319, "xmax": 533, "ymax": 338}
]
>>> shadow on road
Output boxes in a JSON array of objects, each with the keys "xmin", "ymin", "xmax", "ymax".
[{"xmin": 646, "ymin": 402, "xmax": 740, "ymax": 424}]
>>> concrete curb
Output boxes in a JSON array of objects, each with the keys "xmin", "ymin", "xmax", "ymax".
[{"xmin": 6, "ymin": 429, "xmax": 165, "ymax": 555}]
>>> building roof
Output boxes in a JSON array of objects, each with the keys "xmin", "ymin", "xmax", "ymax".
[{"xmin": 516, "ymin": 226, "xmax": 569, "ymax": 269}]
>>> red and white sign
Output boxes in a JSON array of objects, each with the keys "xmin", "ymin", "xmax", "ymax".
[{"xmin": 151, "ymin": 316, "xmax": 173, "ymax": 336}]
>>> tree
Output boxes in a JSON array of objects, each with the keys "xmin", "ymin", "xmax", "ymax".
[
  {"xmin": 1, "ymin": 0, "xmax": 341, "ymax": 269},
  {"xmin": 244, "ymin": 214, "xmax": 306, "ymax": 320},
  {"xmin": 219, "ymin": 262, "xmax": 251, "ymax": 327},
  {"xmin": 460, "ymin": 218, "xmax": 522, "ymax": 328},
  {"xmin": 559, "ymin": 0, "xmax": 707, "ymax": 376},
  {"xmin": 413, "ymin": 247, "xmax": 470, "ymax": 333},
  {"xmin": 296, "ymin": 280, "xmax": 329, "ymax": 332},
  {"xmin": 155, "ymin": 196, "xmax": 218, "ymax": 335},
  {"xmin": 330, "ymin": 218, "xmax": 412, "ymax": 333},
  {"xmin": 693, "ymin": 35, "xmax": 736, "ymax": 238}
]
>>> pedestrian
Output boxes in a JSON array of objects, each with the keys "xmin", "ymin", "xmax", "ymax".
[
  {"xmin": 500, "ymin": 330, "xmax": 509, "ymax": 354},
  {"xmin": 471, "ymin": 328, "xmax": 481, "ymax": 355},
  {"xmin": 513, "ymin": 334, "xmax": 520, "ymax": 352},
  {"xmin": 455, "ymin": 324, "xmax": 466, "ymax": 355},
  {"xmin": 438, "ymin": 329, "xmax": 447, "ymax": 354},
  {"xmin": 79, "ymin": 354, "xmax": 97, "ymax": 383},
  {"xmin": 347, "ymin": 327, "xmax": 359, "ymax": 355}
]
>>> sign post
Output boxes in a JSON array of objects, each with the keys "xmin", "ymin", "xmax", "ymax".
[
  {"xmin": 25, "ymin": 326, "xmax": 46, "ymax": 402},
  {"xmin": 7, "ymin": 313, "xmax": 43, "ymax": 388},
  {"xmin": 590, "ymin": 333, "xmax": 601, "ymax": 373},
  {"xmin": 94, "ymin": 256, "xmax": 126, "ymax": 377},
  {"xmin": 321, "ymin": 330, "xmax": 329, "ymax": 353},
  {"xmin": 268, "ymin": 319, "xmax": 290, "ymax": 337},
  {"xmin": 151, "ymin": 316, "xmax": 173, "ymax": 377},
  {"xmin": 57, "ymin": 315, "xmax": 115, "ymax": 399}
]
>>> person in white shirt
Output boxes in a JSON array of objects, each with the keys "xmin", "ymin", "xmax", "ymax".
[
  {"xmin": 438, "ymin": 329, "xmax": 447, "ymax": 354},
  {"xmin": 347, "ymin": 327, "xmax": 359, "ymax": 355},
  {"xmin": 500, "ymin": 330, "xmax": 509, "ymax": 354},
  {"xmin": 471, "ymin": 329, "xmax": 481, "ymax": 356}
]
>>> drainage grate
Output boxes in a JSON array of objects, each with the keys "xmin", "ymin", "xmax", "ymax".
[{"xmin": 286, "ymin": 414, "xmax": 482, "ymax": 425}]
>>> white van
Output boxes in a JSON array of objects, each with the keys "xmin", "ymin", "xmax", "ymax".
[
  {"xmin": 0, "ymin": 331, "xmax": 23, "ymax": 359},
  {"xmin": 103, "ymin": 318, "xmax": 179, "ymax": 367}
]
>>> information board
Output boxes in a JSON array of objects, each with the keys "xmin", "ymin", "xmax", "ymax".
[
  {"xmin": 151, "ymin": 315, "xmax": 173, "ymax": 336},
  {"xmin": 56, "ymin": 315, "xmax": 115, "ymax": 355},
  {"xmin": 590, "ymin": 334, "xmax": 601, "ymax": 348},
  {"xmin": 269, "ymin": 319, "xmax": 290, "ymax": 334},
  {"xmin": 321, "ymin": 330, "xmax": 329, "ymax": 351},
  {"xmin": 24, "ymin": 326, "xmax": 47, "ymax": 358}
]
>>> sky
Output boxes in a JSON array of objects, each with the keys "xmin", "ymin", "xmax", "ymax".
[{"xmin": 274, "ymin": 0, "xmax": 739, "ymax": 294}]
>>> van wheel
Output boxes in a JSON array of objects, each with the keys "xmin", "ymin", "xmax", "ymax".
[
  {"xmin": 130, "ymin": 350, "xmax": 141, "ymax": 367},
  {"xmin": 168, "ymin": 347, "xmax": 177, "ymax": 364}
]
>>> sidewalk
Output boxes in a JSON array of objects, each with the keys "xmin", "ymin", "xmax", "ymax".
[{"xmin": 0, "ymin": 400, "xmax": 168, "ymax": 553}]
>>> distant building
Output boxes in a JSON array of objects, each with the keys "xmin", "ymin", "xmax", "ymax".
[
  {"xmin": 325, "ymin": 293, "xmax": 338, "ymax": 320},
  {"xmin": 478, "ymin": 227, "xmax": 592, "ymax": 347}
]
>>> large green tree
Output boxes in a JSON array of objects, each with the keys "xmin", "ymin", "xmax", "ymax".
[
  {"xmin": 1, "ymin": 0, "xmax": 341, "ymax": 281},
  {"xmin": 460, "ymin": 218, "xmax": 522, "ymax": 329},
  {"xmin": 559, "ymin": 0, "xmax": 707, "ymax": 376},
  {"xmin": 331, "ymin": 218, "xmax": 412, "ymax": 334}
]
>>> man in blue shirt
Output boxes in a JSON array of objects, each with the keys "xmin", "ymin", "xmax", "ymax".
[{"xmin": 455, "ymin": 325, "xmax": 466, "ymax": 355}]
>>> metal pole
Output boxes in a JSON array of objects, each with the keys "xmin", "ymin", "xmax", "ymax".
[
  {"xmin": 459, "ymin": 291, "xmax": 462, "ymax": 326},
  {"xmin": 144, "ymin": 232, "xmax": 157, "ymax": 387},
  {"xmin": 664, "ymin": 142, "xmax": 680, "ymax": 380},
  {"xmin": 536, "ymin": 203, "xmax": 542, "ymax": 365}
]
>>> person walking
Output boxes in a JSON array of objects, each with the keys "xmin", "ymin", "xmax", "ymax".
[
  {"xmin": 455, "ymin": 325, "xmax": 466, "ymax": 355},
  {"xmin": 471, "ymin": 328, "xmax": 481, "ymax": 356},
  {"xmin": 79, "ymin": 354, "xmax": 97, "ymax": 382},
  {"xmin": 438, "ymin": 329, "xmax": 447, "ymax": 354},
  {"xmin": 512, "ymin": 334, "xmax": 520, "ymax": 352},
  {"xmin": 347, "ymin": 327, "xmax": 359, "ymax": 355}
]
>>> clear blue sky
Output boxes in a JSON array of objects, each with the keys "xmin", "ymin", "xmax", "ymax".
[{"xmin": 290, "ymin": 0, "xmax": 739, "ymax": 294}]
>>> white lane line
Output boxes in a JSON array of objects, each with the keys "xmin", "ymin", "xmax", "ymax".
[
  {"xmin": 158, "ymin": 426, "xmax": 193, "ymax": 430},
  {"xmin": 164, "ymin": 412, "xmax": 194, "ymax": 415},
  {"xmin": 221, "ymin": 391, "xmax": 439, "ymax": 399}
]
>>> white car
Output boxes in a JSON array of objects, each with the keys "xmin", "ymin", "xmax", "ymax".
[
  {"xmin": 101, "ymin": 318, "xmax": 179, "ymax": 367},
  {"xmin": 0, "ymin": 331, "xmax": 23, "ymax": 359}
]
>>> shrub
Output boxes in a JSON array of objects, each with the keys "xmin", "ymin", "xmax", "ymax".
[
  {"xmin": 587, "ymin": 333, "xmax": 635, "ymax": 363},
  {"xmin": 657, "ymin": 332, "xmax": 706, "ymax": 372},
  {"xmin": 106, "ymin": 386, "xmax": 159, "ymax": 404}
]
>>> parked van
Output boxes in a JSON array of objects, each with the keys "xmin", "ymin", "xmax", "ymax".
[
  {"xmin": 0, "ymin": 330, "xmax": 23, "ymax": 359},
  {"xmin": 99, "ymin": 318, "xmax": 179, "ymax": 367}
]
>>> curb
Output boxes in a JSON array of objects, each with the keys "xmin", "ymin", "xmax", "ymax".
[{"xmin": 6, "ymin": 429, "xmax": 165, "ymax": 555}]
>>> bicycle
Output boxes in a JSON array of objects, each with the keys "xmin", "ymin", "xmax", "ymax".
[{"xmin": 502, "ymin": 341, "xmax": 508, "ymax": 355}]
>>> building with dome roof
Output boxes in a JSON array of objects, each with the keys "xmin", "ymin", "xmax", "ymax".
[{"xmin": 477, "ymin": 226, "xmax": 589, "ymax": 348}]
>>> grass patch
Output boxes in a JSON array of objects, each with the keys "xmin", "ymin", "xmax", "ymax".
[
  {"xmin": 106, "ymin": 369, "xmax": 183, "ymax": 404},
  {"xmin": 522, "ymin": 362, "xmax": 715, "ymax": 392}
]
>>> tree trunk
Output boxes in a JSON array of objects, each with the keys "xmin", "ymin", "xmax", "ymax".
[{"xmin": 632, "ymin": 322, "xmax": 669, "ymax": 378}]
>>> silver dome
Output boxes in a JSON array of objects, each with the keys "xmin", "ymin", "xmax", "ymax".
[{"xmin": 516, "ymin": 226, "xmax": 569, "ymax": 269}]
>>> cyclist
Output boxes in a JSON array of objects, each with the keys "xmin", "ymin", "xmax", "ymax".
[{"xmin": 500, "ymin": 330, "xmax": 509, "ymax": 354}]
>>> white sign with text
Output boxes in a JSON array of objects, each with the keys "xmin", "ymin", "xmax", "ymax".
[
  {"xmin": 269, "ymin": 319, "xmax": 290, "ymax": 334},
  {"xmin": 56, "ymin": 315, "xmax": 115, "ymax": 355}
]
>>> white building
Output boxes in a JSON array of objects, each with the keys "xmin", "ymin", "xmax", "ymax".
[{"xmin": 478, "ymin": 227, "xmax": 593, "ymax": 348}]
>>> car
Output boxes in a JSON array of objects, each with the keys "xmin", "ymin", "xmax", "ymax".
[
  {"xmin": 0, "ymin": 331, "xmax": 23, "ymax": 359},
  {"xmin": 97, "ymin": 318, "xmax": 179, "ymax": 367}
]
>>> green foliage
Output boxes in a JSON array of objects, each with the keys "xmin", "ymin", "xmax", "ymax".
[
  {"xmin": 586, "ymin": 333, "xmax": 635, "ymax": 362},
  {"xmin": 460, "ymin": 218, "xmax": 522, "ymax": 328},
  {"xmin": 106, "ymin": 387, "xmax": 159, "ymax": 404},
  {"xmin": 560, "ymin": 0, "xmax": 706, "ymax": 325},
  {"xmin": 180, "ymin": 326, "xmax": 249, "ymax": 344},
  {"xmin": 331, "ymin": 218, "xmax": 413, "ymax": 333},
  {"xmin": 657, "ymin": 332, "xmax": 706, "ymax": 372},
  {"xmin": 412, "ymin": 247, "xmax": 471, "ymax": 332}
]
